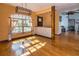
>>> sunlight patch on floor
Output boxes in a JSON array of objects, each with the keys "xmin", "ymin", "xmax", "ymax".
[
  {"xmin": 28, "ymin": 46, "xmax": 37, "ymax": 53},
  {"xmin": 20, "ymin": 41, "xmax": 46, "ymax": 56},
  {"xmin": 11, "ymin": 36, "xmax": 47, "ymax": 56}
]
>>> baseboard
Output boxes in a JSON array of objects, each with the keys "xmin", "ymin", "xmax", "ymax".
[
  {"xmin": 35, "ymin": 34, "xmax": 52, "ymax": 39},
  {"xmin": 55, "ymin": 33, "xmax": 61, "ymax": 36},
  {"xmin": 12, "ymin": 34, "xmax": 33, "ymax": 40},
  {"xmin": 0, "ymin": 40, "xmax": 9, "ymax": 43},
  {"xmin": 0, "ymin": 34, "xmax": 33, "ymax": 42}
]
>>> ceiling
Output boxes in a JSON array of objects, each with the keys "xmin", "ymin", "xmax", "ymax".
[{"xmin": 8, "ymin": 3, "xmax": 79, "ymax": 13}]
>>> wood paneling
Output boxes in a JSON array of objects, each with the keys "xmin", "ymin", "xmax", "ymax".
[
  {"xmin": 38, "ymin": 12, "xmax": 51, "ymax": 27},
  {"xmin": 0, "ymin": 4, "xmax": 15, "ymax": 40},
  {"xmin": 36, "ymin": 7, "xmax": 51, "ymax": 15}
]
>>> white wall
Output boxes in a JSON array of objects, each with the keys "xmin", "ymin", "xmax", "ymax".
[{"xmin": 60, "ymin": 14, "xmax": 68, "ymax": 31}]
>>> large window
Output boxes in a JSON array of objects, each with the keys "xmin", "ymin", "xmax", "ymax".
[{"xmin": 10, "ymin": 14, "xmax": 32, "ymax": 33}]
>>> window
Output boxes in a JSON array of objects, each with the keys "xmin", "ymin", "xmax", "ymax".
[{"xmin": 10, "ymin": 14, "xmax": 32, "ymax": 33}]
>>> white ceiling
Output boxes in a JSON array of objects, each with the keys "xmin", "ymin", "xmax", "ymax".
[{"xmin": 8, "ymin": 3, "xmax": 79, "ymax": 13}]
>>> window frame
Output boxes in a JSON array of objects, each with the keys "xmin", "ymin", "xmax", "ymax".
[{"xmin": 10, "ymin": 14, "xmax": 32, "ymax": 34}]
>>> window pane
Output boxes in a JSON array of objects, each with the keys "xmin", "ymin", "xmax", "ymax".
[
  {"xmin": 18, "ymin": 27, "xmax": 22, "ymax": 32},
  {"xmin": 17, "ymin": 20, "xmax": 22, "ymax": 26},
  {"xmin": 25, "ymin": 16, "xmax": 29, "ymax": 19},
  {"xmin": 24, "ymin": 27, "xmax": 31, "ymax": 32},
  {"xmin": 12, "ymin": 27, "xmax": 22, "ymax": 33},
  {"xmin": 23, "ymin": 20, "xmax": 29, "ymax": 26},
  {"xmin": 23, "ymin": 20, "xmax": 32, "ymax": 26}
]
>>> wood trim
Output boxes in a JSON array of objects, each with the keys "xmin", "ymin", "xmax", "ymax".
[
  {"xmin": 12, "ymin": 35, "xmax": 33, "ymax": 40},
  {"xmin": 16, "ymin": 6, "xmax": 32, "ymax": 15},
  {"xmin": 8, "ymin": 17, "xmax": 12, "ymax": 34},
  {"xmin": 51, "ymin": 6, "xmax": 55, "ymax": 40}
]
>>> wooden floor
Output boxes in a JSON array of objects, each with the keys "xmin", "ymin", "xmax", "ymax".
[{"xmin": 0, "ymin": 32, "xmax": 79, "ymax": 56}]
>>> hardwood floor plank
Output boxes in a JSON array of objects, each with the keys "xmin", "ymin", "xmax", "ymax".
[{"xmin": 0, "ymin": 32, "xmax": 79, "ymax": 56}]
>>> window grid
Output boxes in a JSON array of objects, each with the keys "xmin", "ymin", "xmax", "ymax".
[{"xmin": 11, "ymin": 14, "xmax": 32, "ymax": 34}]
